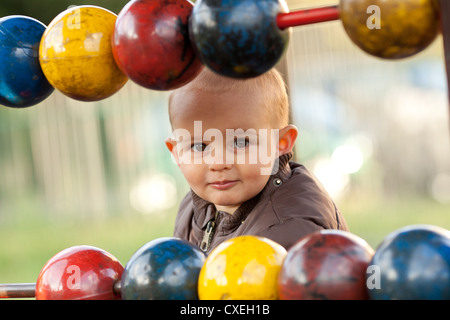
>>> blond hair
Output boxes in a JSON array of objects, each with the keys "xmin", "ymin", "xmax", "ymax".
[{"xmin": 168, "ymin": 68, "xmax": 290, "ymax": 128}]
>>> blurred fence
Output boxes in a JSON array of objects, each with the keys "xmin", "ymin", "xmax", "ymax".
[
  {"xmin": 287, "ymin": 20, "xmax": 450, "ymax": 205},
  {"xmin": 0, "ymin": 81, "xmax": 187, "ymax": 222}
]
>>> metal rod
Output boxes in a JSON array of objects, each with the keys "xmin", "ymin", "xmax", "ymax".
[
  {"xmin": 277, "ymin": 5, "xmax": 340, "ymax": 30},
  {"xmin": 0, "ymin": 283, "xmax": 36, "ymax": 299},
  {"xmin": 113, "ymin": 280, "xmax": 121, "ymax": 296},
  {"xmin": 0, "ymin": 281, "xmax": 122, "ymax": 299}
]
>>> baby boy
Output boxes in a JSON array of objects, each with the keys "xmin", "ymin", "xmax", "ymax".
[{"xmin": 165, "ymin": 68, "xmax": 348, "ymax": 254}]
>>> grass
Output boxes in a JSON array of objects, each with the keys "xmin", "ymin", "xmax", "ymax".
[
  {"xmin": 0, "ymin": 211, "xmax": 177, "ymax": 283},
  {"xmin": 340, "ymin": 195, "xmax": 450, "ymax": 248},
  {"xmin": 0, "ymin": 194, "xmax": 448, "ymax": 286}
]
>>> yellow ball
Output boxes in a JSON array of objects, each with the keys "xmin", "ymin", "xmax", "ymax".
[
  {"xmin": 39, "ymin": 6, "xmax": 128, "ymax": 101},
  {"xmin": 340, "ymin": 0, "xmax": 439, "ymax": 59},
  {"xmin": 198, "ymin": 235, "xmax": 287, "ymax": 300}
]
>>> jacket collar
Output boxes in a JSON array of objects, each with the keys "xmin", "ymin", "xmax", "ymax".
[{"xmin": 190, "ymin": 152, "xmax": 293, "ymax": 233}]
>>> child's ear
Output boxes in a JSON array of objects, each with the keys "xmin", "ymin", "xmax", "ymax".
[
  {"xmin": 165, "ymin": 138, "xmax": 179, "ymax": 164},
  {"xmin": 165, "ymin": 138, "xmax": 174, "ymax": 152},
  {"xmin": 278, "ymin": 125, "xmax": 298, "ymax": 156}
]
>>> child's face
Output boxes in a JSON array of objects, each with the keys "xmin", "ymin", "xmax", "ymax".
[{"xmin": 167, "ymin": 87, "xmax": 281, "ymax": 214}]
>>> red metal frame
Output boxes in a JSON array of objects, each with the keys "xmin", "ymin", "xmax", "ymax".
[{"xmin": 277, "ymin": 5, "xmax": 340, "ymax": 30}]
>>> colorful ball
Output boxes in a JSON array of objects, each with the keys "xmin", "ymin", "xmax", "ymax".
[
  {"xmin": 112, "ymin": 0, "xmax": 203, "ymax": 90},
  {"xmin": 278, "ymin": 230, "xmax": 374, "ymax": 300},
  {"xmin": 35, "ymin": 245, "xmax": 123, "ymax": 300},
  {"xmin": 39, "ymin": 6, "xmax": 128, "ymax": 101},
  {"xmin": 198, "ymin": 235, "xmax": 287, "ymax": 300},
  {"xmin": 368, "ymin": 225, "xmax": 450, "ymax": 300},
  {"xmin": 189, "ymin": 0, "xmax": 290, "ymax": 79},
  {"xmin": 0, "ymin": 16, "xmax": 54, "ymax": 108},
  {"xmin": 121, "ymin": 237, "xmax": 206, "ymax": 300},
  {"xmin": 340, "ymin": 0, "xmax": 440, "ymax": 59}
]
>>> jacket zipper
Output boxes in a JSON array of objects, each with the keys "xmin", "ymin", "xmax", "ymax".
[{"xmin": 200, "ymin": 211, "xmax": 219, "ymax": 252}]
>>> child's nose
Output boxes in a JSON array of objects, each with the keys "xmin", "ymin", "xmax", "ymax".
[{"xmin": 207, "ymin": 148, "xmax": 232, "ymax": 171}]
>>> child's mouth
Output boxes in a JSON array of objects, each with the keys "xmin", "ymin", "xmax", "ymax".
[{"xmin": 209, "ymin": 180, "xmax": 238, "ymax": 190}]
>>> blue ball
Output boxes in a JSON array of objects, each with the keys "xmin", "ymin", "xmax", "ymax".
[
  {"xmin": 0, "ymin": 15, "xmax": 54, "ymax": 108},
  {"xmin": 368, "ymin": 225, "xmax": 450, "ymax": 300},
  {"xmin": 121, "ymin": 237, "xmax": 206, "ymax": 300},
  {"xmin": 189, "ymin": 0, "xmax": 290, "ymax": 79}
]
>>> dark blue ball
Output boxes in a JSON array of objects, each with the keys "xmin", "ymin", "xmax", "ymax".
[
  {"xmin": 368, "ymin": 225, "xmax": 450, "ymax": 300},
  {"xmin": 0, "ymin": 16, "xmax": 54, "ymax": 108},
  {"xmin": 121, "ymin": 237, "xmax": 206, "ymax": 300},
  {"xmin": 189, "ymin": 0, "xmax": 290, "ymax": 79}
]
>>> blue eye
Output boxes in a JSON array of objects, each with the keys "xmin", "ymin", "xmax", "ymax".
[
  {"xmin": 191, "ymin": 143, "xmax": 207, "ymax": 152},
  {"xmin": 234, "ymin": 138, "xmax": 249, "ymax": 149}
]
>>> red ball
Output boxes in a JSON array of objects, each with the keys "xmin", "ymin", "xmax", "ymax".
[
  {"xmin": 36, "ymin": 246, "xmax": 123, "ymax": 300},
  {"xmin": 112, "ymin": 0, "xmax": 203, "ymax": 90},
  {"xmin": 278, "ymin": 230, "xmax": 374, "ymax": 300}
]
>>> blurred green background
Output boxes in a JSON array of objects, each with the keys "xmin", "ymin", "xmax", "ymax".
[{"xmin": 1, "ymin": 0, "xmax": 449, "ymax": 285}]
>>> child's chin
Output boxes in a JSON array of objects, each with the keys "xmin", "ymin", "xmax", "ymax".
[
  {"xmin": 211, "ymin": 199, "xmax": 242, "ymax": 211},
  {"xmin": 214, "ymin": 201, "xmax": 240, "ymax": 207}
]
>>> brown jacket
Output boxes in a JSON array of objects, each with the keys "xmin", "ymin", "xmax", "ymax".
[{"xmin": 173, "ymin": 154, "xmax": 349, "ymax": 254}]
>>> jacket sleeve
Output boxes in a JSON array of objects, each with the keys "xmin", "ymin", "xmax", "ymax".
[
  {"xmin": 172, "ymin": 192, "xmax": 194, "ymax": 240},
  {"xmin": 255, "ymin": 164, "xmax": 349, "ymax": 250}
]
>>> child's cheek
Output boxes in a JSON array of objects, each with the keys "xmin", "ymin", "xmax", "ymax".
[{"xmin": 179, "ymin": 164, "xmax": 203, "ymax": 187}]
